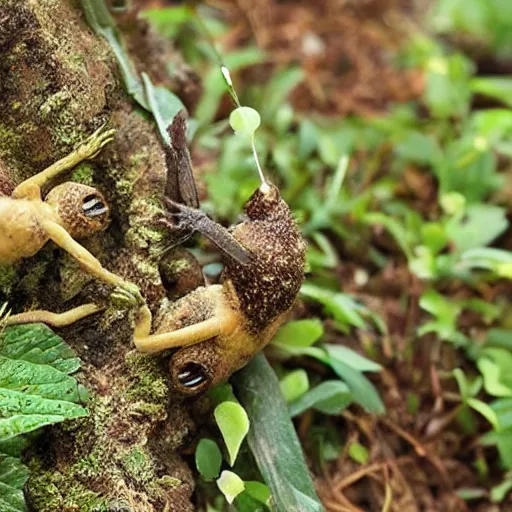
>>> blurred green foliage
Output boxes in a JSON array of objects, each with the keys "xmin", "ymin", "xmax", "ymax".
[{"xmin": 142, "ymin": 1, "xmax": 512, "ymax": 509}]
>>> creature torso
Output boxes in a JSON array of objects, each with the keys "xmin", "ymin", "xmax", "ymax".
[
  {"xmin": 223, "ymin": 199, "xmax": 306, "ymax": 333},
  {"xmin": 0, "ymin": 198, "xmax": 48, "ymax": 264}
]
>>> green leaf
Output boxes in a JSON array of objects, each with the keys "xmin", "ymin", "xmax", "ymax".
[
  {"xmin": 324, "ymin": 345, "xmax": 382, "ymax": 372},
  {"xmin": 217, "ymin": 470, "xmax": 245, "ymax": 504},
  {"xmin": 80, "ymin": 0, "xmax": 149, "ymax": 109},
  {"xmin": 195, "ymin": 438, "xmax": 222, "ymax": 481},
  {"xmin": 272, "ymin": 319, "xmax": 324, "ymax": 348},
  {"xmin": 300, "ymin": 284, "xmax": 368, "ymax": 330},
  {"xmin": 0, "ymin": 452, "xmax": 28, "ymax": 512},
  {"xmin": 261, "ymin": 68, "xmax": 304, "ymax": 122},
  {"xmin": 327, "ymin": 358, "xmax": 385, "ymax": 414},
  {"xmin": 232, "ymin": 355, "xmax": 325, "ymax": 512},
  {"xmin": 141, "ymin": 73, "xmax": 186, "ymax": 144},
  {"xmin": 348, "ymin": 442, "xmax": 369, "ymax": 464},
  {"xmin": 0, "ymin": 325, "xmax": 89, "ymax": 440},
  {"xmin": 244, "ymin": 481, "xmax": 271, "ymax": 505},
  {"xmin": 279, "ymin": 370, "xmax": 309, "ymax": 403},
  {"xmin": 214, "ymin": 401, "xmax": 250, "ymax": 466},
  {"xmin": 471, "ymin": 77, "xmax": 512, "ymax": 108},
  {"xmin": 477, "ymin": 358, "xmax": 512, "ymax": 398},
  {"xmin": 467, "ymin": 398, "xmax": 500, "ymax": 430},
  {"xmin": 363, "ymin": 212, "xmax": 413, "ymax": 260},
  {"xmin": 230, "ymin": 107, "xmax": 261, "ymax": 137},
  {"xmin": 289, "ymin": 380, "xmax": 352, "ymax": 417},
  {"xmin": 446, "ymin": 205, "xmax": 509, "ymax": 252}
]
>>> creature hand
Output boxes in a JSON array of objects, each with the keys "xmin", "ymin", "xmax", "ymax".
[{"xmin": 163, "ymin": 199, "xmax": 206, "ymax": 233}]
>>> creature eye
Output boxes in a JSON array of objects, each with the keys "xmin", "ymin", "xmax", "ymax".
[
  {"xmin": 82, "ymin": 195, "xmax": 108, "ymax": 218},
  {"xmin": 177, "ymin": 362, "xmax": 209, "ymax": 390}
]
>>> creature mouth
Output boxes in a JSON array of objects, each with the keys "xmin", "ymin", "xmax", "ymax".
[
  {"xmin": 177, "ymin": 362, "xmax": 210, "ymax": 391},
  {"xmin": 83, "ymin": 195, "xmax": 108, "ymax": 217}
]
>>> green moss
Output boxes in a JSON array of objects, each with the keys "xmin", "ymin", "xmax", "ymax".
[
  {"xmin": 40, "ymin": 89, "xmax": 72, "ymax": 119},
  {"xmin": 121, "ymin": 447, "xmax": 156, "ymax": 483},
  {"xmin": 70, "ymin": 163, "xmax": 95, "ymax": 185},
  {"xmin": 124, "ymin": 351, "xmax": 168, "ymax": 404},
  {"xmin": 27, "ymin": 467, "xmax": 107, "ymax": 512},
  {"xmin": 0, "ymin": 264, "xmax": 17, "ymax": 295}
]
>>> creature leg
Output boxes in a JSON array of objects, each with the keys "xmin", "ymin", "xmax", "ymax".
[
  {"xmin": 4, "ymin": 304, "xmax": 101, "ymax": 327},
  {"xmin": 13, "ymin": 125, "xmax": 115, "ymax": 199},
  {"xmin": 43, "ymin": 220, "xmax": 143, "ymax": 304}
]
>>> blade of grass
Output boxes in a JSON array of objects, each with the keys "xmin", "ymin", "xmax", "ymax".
[{"xmin": 232, "ymin": 354, "xmax": 325, "ymax": 512}]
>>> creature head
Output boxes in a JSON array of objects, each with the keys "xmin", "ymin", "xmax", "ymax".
[
  {"xmin": 243, "ymin": 182, "xmax": 283, "ymax": 220},
  {"xmin": 45, "ymin": 182, "xmax": 110, "ymax": 239}
]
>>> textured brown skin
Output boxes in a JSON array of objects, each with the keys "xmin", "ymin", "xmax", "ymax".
[
  {"xmin": 227, "ymin": 184, "xmax": 306, "ymax": 332},
  {"xmin": 45, "ymin": 183, "xmax": 110, "ymax": 239},
  {"xmin": 160, "ymin": 183, "xmax": 306, "ymax": 395}
]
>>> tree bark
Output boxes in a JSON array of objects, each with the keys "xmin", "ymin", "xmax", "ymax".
[{"xmin": 0, "ymin": 1, "xmax": 201, "ymax": 510}]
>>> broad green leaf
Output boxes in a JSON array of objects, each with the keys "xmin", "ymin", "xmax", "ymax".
[
  {"xmin": 195, "ymin": 438, "xmax": 222, "ymax": 481},
  {"xmin": 0, "ymin": 452, "xmax": 28, "ymax": 512},
  {"xmin": 214, "ymin": 402, "xmax": 250, "ymax": 466},
  {"xmin": 230, "ymin": 107, "xmax": 261, "ymax": 137},
  {"xmin": 325, "ymin": 345, "xmax": 382, "ymax": 372},
  {"xmin": 289, "ymin": 380, "xmax": 352, "ymax": 417},
  {"xmin": 446, "ymin": 205, "xmax": 508, "ymax": 252},
  {"xmin": 394, "ymin": 130, "xmax": 443, "ymax": 165},
  {"xmin": 272, "ymin": 319, "xmax": 324, "ymax": 348},
  {"xmin": 217, "ymin": 471, "xmax": 245, "ymax": 504},
  {"xmin": 0, "ymin": 324, "xmax": 81, "ymax": 374},
  {"xmin": 244, "ymin": 481, "xmax": 271, "ymax": 505},
  {"xmin": 279, "ymin": 370, "xmax": 309, "ymax": 403},
  {"xmin": 142, "ymin": 73, "xmax": 186, "ymax": 144},
  {"xmin": 233, "ymin": 355, "xmax": 325, "ymax": 512},
  {"xmin": 0, "ymin": 325, "xmax": 88, "ymax": 440}
]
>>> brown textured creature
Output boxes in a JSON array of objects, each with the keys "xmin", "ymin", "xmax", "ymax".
[
  {"xmin": 133, "ymin": 113, "xmax": 306, "ymax": 395},
  {"xmin": 1, "ymin": 126, "xmax": 141, "ymax": 326}
]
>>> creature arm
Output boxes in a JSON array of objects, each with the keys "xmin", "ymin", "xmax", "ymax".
[
  {"xmin": 13, "ymin": 126, "xmax": 115, "ymax": 199},
  {"xmin": 42, "ymin": 219, "xmax": 142, "ymax": 301},
  {"xmin": 163, "ymin": 199, "xmax": 251, "ymax": 265}
]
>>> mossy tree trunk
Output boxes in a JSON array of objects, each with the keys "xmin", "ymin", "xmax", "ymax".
[{"xmin": 0, "ymin": 1, "xmax": 201, "ymax": 510}]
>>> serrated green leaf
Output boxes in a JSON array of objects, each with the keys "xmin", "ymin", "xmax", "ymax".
[
  {"xmin": 0, "ymin": 452, "xmax": 29, "ymax": 512},
  {"xmin": 195, "ymin": 438, "xmax": 222, "ymax": 481},
  {"xmin": 0, "ymin": 324, "xmax": 80, "ymax": 374},
  {"xmin": 214, "ymin": 402, "xmax": 250, "ymax": 466},
  {"xmin": 0, "ymin": 325, "xmax": 89, "ymax": 441}
]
